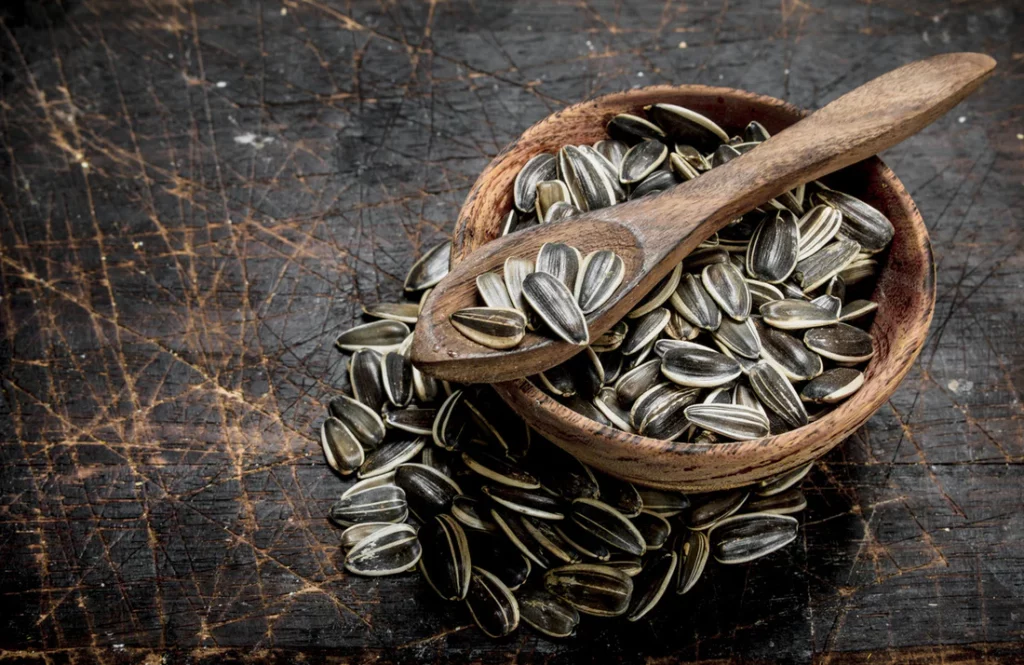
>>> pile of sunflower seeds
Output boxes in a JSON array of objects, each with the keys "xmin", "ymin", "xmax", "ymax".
[{"xmin": 449, "ymin": 104, "xmax": 891, "ymax": 440}]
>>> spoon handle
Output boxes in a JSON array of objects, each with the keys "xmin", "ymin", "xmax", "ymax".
[{"xmin": 594, "ymin": 52, "xmax": 995, "ymax": 271}]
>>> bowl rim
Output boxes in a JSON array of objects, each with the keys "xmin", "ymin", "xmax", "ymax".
[{"xmin": 451, "ymin": 84, "xmax": 936, "ymax": 490}]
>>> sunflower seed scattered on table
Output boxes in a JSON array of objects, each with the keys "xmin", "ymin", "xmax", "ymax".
[{"xmin": 322, "ymin": 99, "xmax": 895, "ymax": 638}]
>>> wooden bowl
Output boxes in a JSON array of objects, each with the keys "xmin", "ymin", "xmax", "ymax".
[{"xmin": 450, "ymin": 85, "xmax": 935, "ymax": 492}]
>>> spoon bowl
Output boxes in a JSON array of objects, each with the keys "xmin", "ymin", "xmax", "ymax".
[{"xmin": 449, "ymin": 84, "xmax": 937, "ymax": 491}]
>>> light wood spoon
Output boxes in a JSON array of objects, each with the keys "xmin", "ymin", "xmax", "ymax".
[{"xmin": 411, "ymin": 52, "xmax": 995, "ymax": 383}]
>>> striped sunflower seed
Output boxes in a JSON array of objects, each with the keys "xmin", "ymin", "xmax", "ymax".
[
  {"xmin": 463, "ymin": 448, "xmax": 541, "ymax": 489},
  {"xmin": 632, "ymin": 511, "xmax": 672, "ymax": 551},
  {"xmin": 559, "ymin": 145, "xmax": 617, "ymax": 212},
  {"xmin": 702, "ymin": 262, "xmax": 752, "ymax": 320},
  {"xmin": 683, "ymin": 404, "xmax": 770, "ymax": 440},
  {"xmin": 810, "ymin": 294, "xmax": 842, "ymax": 319},
  {"xmin": 814, "ymin": 188, "xmax": 894, "ymax": 251},
  {"xmin": 660, "ymin": 342, "xmax": 742, "ymax": 388},
  {"xmin": 839, "ymin": 299, "xmax": 878, "ymax": 322},
  {"xmin": 646, "ymin": 103, "xmax": 728, "ymax": 152},
  {"xmin": 395, "ymin": 463, "xmax": 462, "ymax": 521},
  {"xmin": 744, "ymin": 120, "xmax": 771, "ymax": 142},
  {"xmin": 340, "ymin": 522, "xmax": 391, "ymax": 551},
  {"xmin": 711, "ymin": 143, "xmax": 741, "ymax": 168},
  {"xmin": 607, "ymin": 113, "xmax": 666, "ymax": 143},
  {"xmin": 839, "ymin": 257, "xmax": 877, "ymax": 284},
  {"xmin": 794, "ymin": 237, "xmax": 861, "ymax": 292},
  {"xmin": 544, "ymin": 563, "xmax": 634, "ymax": 617},
  {"xmin": 712, "ymin": 316, "xmax": 762, "ymax": 359},
  {"xmin": 622, "ymin": 308, "xmax": 671, "ymax": 356},
  {"xmin": 594, "ymin": 139, "xmax": 629, "ymax": 167},
  {"xmin": 465, "ymin": 567, "xmax": 520, "ymax": 638},
  {"xmin": 522, "ymin": 271, "xmax": 590, "ymax": 346},
  {"xmin": 564, "ymin": 347, "xmax": 604, "ymax": 400},
  {"xmin": 491, "ymin": 508, "xmax": 555, "ymax": 569},
  {"xmin": 580, "ymin": 145, "xmax": 627, "ymax": 202},
  {"xmin": 476, "ymin": 271, "xmax": 514, "ymax": 309},
  {"xmin": 630, "ymin": 170, "xmax": 677, "ymax": 199},
  {"xmin": 636, "ymin": 488, "xmax": 688, "ymax": 517},
  {"xmin": 340, "ymin": 473, "xmax": 396, "ymax": 499},
  {"xmin": 669, "ymin": 152, "xmax": 701, "ymax": 181},
  {"xmin": 687, "ymin": 489, "xmax": 749, "ymax": 530},
  {"xmin": 412, "ymin": 366, "xmax": 440, "ymax": 403},
  {"xmin": 466, "ymin": 531, "xmax": 532, "ymax": 590},
  {"xmin": 591, "ymin": 320, "xmax": 628, "ymax": 353},
  {"xmin": 452, "ymin": 495, "xmax": 499, "ymax": 533},
  {"xmin": 419, "ymin": 514, "xmax": 472, "ymax": 600},
  {"xmin": 619, "ymin": 139, "xmax": 668, "ymax": 185},
  {"xmin": 571, "ymin": 498, "xmax": 646, "ymax": 555},
  {"xmin": 746, "ymin": 210, "xmax": 800, "ymax": 283},
  {"xmin": 522, "ymin": 516, "xmax": 583, "ymax": 564},
  {"xmin": 538, "ymin": 363, "xmax": 576, "ymax": 397},
  {"xmin": 483, "ymin": 485, "xmax": 565, "ymax": 520},
  {"xmin": 576, "ymin": 250, "xmax": 625, "ymax": 314},
  {"xmin": 626, "ymin": 551, "xmax": 677, "ymax": 622},
  {"xmin": 344, "ymin": 523, "xmax": 421, "ymax": 576},
  {"xmin": 535, "ymin": 180, "xmax": 572, "ymax": 222},
  {"xmin": 404, "ymin": 240, "xmax": 451, "ymax": 292},
  {"xmin": 432, "ymin": 389, "xmax": 471, "ymax": 451},
  {"xmin": 529, "ymin": 440, "xmax": 600, "ymax": 501},
  {"xmin": 555, "ymin": 521, "xmax": 612, "ymax": 561},
  {"xmin": 514, "ymin": 153, "xmax": 558, "ymax": 214},
  {"xmin": 603, "ymin": 554, "xmax": 644, "ymax": 577},
  {"xmin": 629, "ymin": 263, "xmax": 682, "ymax": 318},
  {"xmin": 748, "ymin": 361, "xmax": 808, "ymax": 429},
  {"xmin": 450, "ymin": 307, "xmax": 527, "ymax": 350},
  {"xmin": 759, "ymin": 299, "xmax": 838, "ymax": 330},
  {"xmin": 801, "ymin": 368, "xmax": 864, "ymax": 404},
  {"xmin": 796, "ymin": 204, "xmax": 843, "ymax": 260},
  {"xmin": 503, "ymin": 256, "xmax": 534, "ymax": 315},
  {"xmin": 746, "ymin": 279, "xmax": 785, "ymax": 309},
  {"xmin": 614, "ymin": 358, "xmax": 662, "ymax": 407},
  {"xmin": 381, "ymin": 351, "xmax": 413, "ymax": 407},
  {"xmin": 804, "ymin": 324, "xmax": 875, "ymax": 363},
  {"xmin": 517, "ymin": 588, "xmax": 580, "ymax": 638},
  {"xmin": 536, "ymin": 242, "xmax": 582, "ymax": 289},
  {"xmin": 710, "ymin": 512, "xmax": 799, "ymax": 564},
  {"xmin": 594, "ymin": 473, "xmax": 644, "ymax": 518},
  {"xmin": 675, "ymin": 529, "xmax": 710, "ymax": 595},
  {"xmin": 744, "ymin": 488, "xmax": 808, "ymax": 515},
  {"xmin": 361, "ymin": 302, "xmax": 420, "ymax": 324},
  {"xmin": 665, "ymin": 311, "xmax": 700, "ymax": 341},
  {"xmin": 637, "ymin": 384, "xmax": 700, "ymax": 440},
  {"xmin": 382, "ymin": 407, "xmax": 436, "ymax": 435},
  {"xmin": 336, "ymin": 319, "xmax": 409, "ymax": 353},
  {"xmin": 545, "ymin": 200, "xmax": 580, "ymax": 223},
  {"xmin": 754, "ymin": 320, "xmax": 824, "ymax": 382},
  {"xmin": 756, "ymin": 462, "xmax": 813, "ymax": 496},
  {"xmin": 671, "ymin": 273, "xmax": 722, "ymax": 330},
  {"xmin": 320, "ymin": 417, "xmax": 365, "ymax": 476},
  {"xmin": 329, "ymin": 485, "xmax": 408, "ymax": 527}
]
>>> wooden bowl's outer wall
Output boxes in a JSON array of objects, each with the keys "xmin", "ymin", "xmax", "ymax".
[{"xmin": 451, "ymin": 85, "xmax": 936, "ymax": 491}]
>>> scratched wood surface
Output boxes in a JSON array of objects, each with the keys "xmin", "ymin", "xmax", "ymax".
[{"xmin": 0, "ymin": 0, "xmax": 1022, "ymax": 663}]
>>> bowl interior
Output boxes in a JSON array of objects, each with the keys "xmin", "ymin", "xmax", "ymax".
[{"xmin": 451, "ymin": 85, "xmax": 935, "ymax": 491}]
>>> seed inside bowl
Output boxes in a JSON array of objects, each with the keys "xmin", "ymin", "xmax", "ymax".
[{"xmin": 322, "ymin": 101, "xmax": 890, "ymax": 639}]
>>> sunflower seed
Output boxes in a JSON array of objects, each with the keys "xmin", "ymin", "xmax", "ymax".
[
  {"xmin": 383, "ymin": 407, "xmax": 436, "ymax": 435},
  {"xmin": 646, "ymin": 104, "xmax": 728, "ymax": 152},
  {"xmin": 412, "ymin": 367, "xmax": 440, "ymax": 403},
  {"xmin": 754, "ymin": 320, "xmax": 824, "ymax": 382},
  {"xmin": 579, "ymin": 145, "xmax": 627, "ymax": 202},
  {"xmin": 839, "ymin": 257, "xmax": 877, "ymax": 284},
  {"xmin": 463, "ymin": 448, "xmax": 541, "ymax": 489},
  {"xmin": 687, "ymin": 489, "xmax": 749, "ymax": 530},
  {"xmin": 607, "ymin": 113, "xmax": 666, "ymax": 143},
  {"xmin": 336, "ymin": 319, "xmax": 409, "ymax": 353},
  {"xmin": 660, "ymin": 342, "xmax": 741, "ymax": 388},
  {"xmin": 538, "ymin": 364, "xmax": 576, "ymax": 397},
  {"xmin": 630, "ymin": 170, "xmax": 677, "ymax": 199},
  {"xmin": 329, "ymin": 485, "xmax": 408, "ymax": 527},
  {"xmin": 433, "ymin": 389, "xmax": 471, "ymax": 451},
  {"xmin": 637, "ymin": 384, "xmax": 700, "ymax": 439},
  {"xmin": 348, "ymin": 349, "xmax": 386, "ymax": 412},
  {"xmin": 491, "ymin": 508, "xmax": 554, "ymax": 568},
  {"xmin": 361, "ymin": 302, "xmax": 420, "ymax": 324},
  {"xmin": 825, "ymin": 274, "xmax": 846, "ymax": 300},
  {"xmin": 702, "ymin": 262, "xmax": 752, "ymax": 320},
  {"xmin": 450, "ymin": 307, "xmax": 527, "ymax": 350},
  {"xmin": 748, "ymin": 361, "xmax": 808, "ymax": 429},
  {"xmin": 358, "ymin": 438, "xmax": 426, "ymax": 479},
  {"xmin": 759, "ymin": 299, "xmax": 838, "ymax": 330},
  {"xmin": 545, "ymin": 200, "xmax": 580, "ymax": 223},
  {"xmin": 614, "ymin": 359, "xmax": 663, "ymax": 408},
  {"xmin": 626, "ymin": 551, "xmax": 677, "ymax": 622},
  {"xmin": 794, "ymin": 238, "xmax": 861, "ymax": 291},
  {"xmin": 381, "ymin": 351, "xmax": 413, "ymax": 407},
  {"xmin": 713, "ymin": 317, "xmax": 762, "ymax": 359},
  {"xmin": 501, "ymin": 257, "xmax": 534, "ymax": 314},
  {"xmin": 801, "ymin": 367, "xmax": 865, "ymax": 404},
  {"xmin": 744, "ymin": 488, "xmax": 808, "ymax": 515},
  {"xmin": 810, "ymin": 294, "xmax": 842, "ymax": 319},
  {"xmin": 746, "ymin": 210, "xmax": 800, "ymax": 283},
  {"xmin": 710, "ymin": 512, "xmax": 799, "ymax": 564},
  {"xmin": 544, "ymin": 564, "xmax": 634, "ymax": 617},
  {"xmin": 517, "ymin": 588, "xmax": 580, "ymax": 638},
  {"xmin": 636, "ymin": 489, "xmax": 689, "ymax": 517},
  {"xmin": 514, "ymin": 153, "xmax": 558, "ymax": 214},
  {"xmin": 565, "ymin": 348, "xmax": 604, "ymax": 400},
  {"xmin": 537, "ymin": 242, "xmax": 582, "ymax": 290},
  {"xmin": 756, "ymin": 462, "xmax": 813, "ymax": 496},
  {"xmin": 839, "ymin": 299, "xmax": 878, "ymax": 322},
  {"xmin": 796, "ymin": 205, "xmax": 843, "ymax": 260},
  {"xmin": 632, "ymin": 511, "xmax": 672, "ymax": 551},
  {"xmin": 418, "ymin": 514, "xmax": 472, "ymax": 600},
  {"xmin": 593, "ymin": 473, "xmax": 644, "ymax": 517},
  {"xmin": 620, "ymin": 308, "xmax": 670, "ymax": 356},
  {"xmin": 500, "ymin": 208, "xmax": 521, "ymax": 236},
  {"xmin": 707, "ymin": 386, "xmax": 736, "ymax": 406},
  {"xmin": 814, "ymin": 189, "xmax": 894, "ymax": 251},
  {"xmin": 744, "ymin": 120, "xmax": 771, "ymax": 142},
  {"xmin": 563, "ymin": 394, "xmax": 614, "ymax": 427},
  {"xmin": 603, "ymin": 554, "xmax": 644, "ymax": 577},
  {"xmin": 476, "ymin": 272, "xmax": 515, "ymax": 310},
  {"xmin": 594, "ymin": 139, "xmax": 629, "ymax": 166},
  {"xmin": 522, "ymin": 516, "xmax": 583, "ymax": 564},
  {"xmin": 559, "ymin": 145, "xmax": 617, "ymax": 212},
  {"xmin": 522, "ymin": 272, "xmax": 589, "ymax": 346},
  {"xmin": 683, "ymin": 404, "xmax": 770, "ymax": 440},
  {"xmin": 340, "ymin": 522, "xmax": 392, "ymax": 551},
  {"xmin": 344, "ymin": 523, "xmax": 421, "ymax": 576},
  {"xmin": 668, "ymin": 152, "xmax": 701, "ymax": 181},
  {"xmin": 451, "ymin": 495, "xmax": 498, "ymax": 533},
  {"xmin": 466, "ymin": 531, "xmax": 532, "ymax": 590},
  {"xmin": 320, "ymin": 417, "xmax": 365, "ymax": 476},
  {"xmin": 554, "ymin": 521, "xmax": 613, "ymax": 561},
  {"xmin": 465, "ymin": 567, "xmax": 520, "ymax": 637},
  {"xmin": 529, "ymin": 440, "xmax": 600, "ymax": 501},
  {"xmin": 591, "ymin": 320, "xmax": 628, "ymax": 352},
  {"xmin": 576, "ymin": 250, "xmax": 625, "ymax": 314},
  {"xmin": 746, "ymin": 279, "xmax": 784, "ymax": 309},
  {"xmin": 619, "ymin": 139, "xmax": 668, "ymax": 185},
  {"xmin": 630, "ymin": 382, "xmax": 682, "ymax": 430},
  {"xmin": 404, "ymin": 240, "xmax": 451, "ymax": 292},
  {"xmin": 664, "ymin": 311, "xmax": 700, "ymax": 341},
  {"xmin": 535, "ymin": 180, "xmax": 572, "ymax": 221},
  {"xmin": 671, "ymin": 273, "xmax": 723, "ymax": 330},
  {"xmin": 340, "ymin": 473, "xmax": 397, "ymax": 499},
  {"xmin": 674, "ymin": 529, "xmax": 710, "ymax": 595},
  {"xmin": 395, "ymin": 463, "xmax": 462, "ymax": 520},
  {"xmin": 804, "ymin": 324, "xmax": 874, "ymax": 362},
  {"xmin": 484, "ymin": 485, "xmax": 565, "ymax": 520}
]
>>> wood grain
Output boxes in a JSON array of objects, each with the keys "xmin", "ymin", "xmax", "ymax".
[{"xmin": 414, "ymin": 54, "xmax": 992, "ymax": 384}]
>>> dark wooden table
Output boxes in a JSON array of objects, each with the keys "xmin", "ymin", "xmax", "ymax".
[{"xmin": 1, "ymin": 1, "xmax": 1022, "ymax": 662}]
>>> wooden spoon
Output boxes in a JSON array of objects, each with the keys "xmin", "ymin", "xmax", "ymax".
[{"xmin": 411, "ymin": 52, "xmax": 994, "ymax": 383}]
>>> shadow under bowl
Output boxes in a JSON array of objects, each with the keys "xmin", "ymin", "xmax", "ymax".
[{"xmin": 451, "ymin": 85, "xmax": 935, "ymax": 492}]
